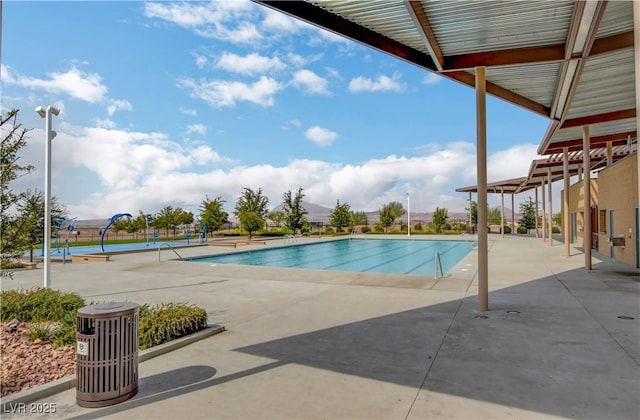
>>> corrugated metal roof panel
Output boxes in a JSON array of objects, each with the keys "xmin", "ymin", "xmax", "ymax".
[
  {"xmin": 566, "ymin": 49, "xmax": 635, "ymax": 119},
  {"xmin": 424, "ymin": 0, "xmax": 574, "ymax": 55},
  {"xmin": 313, "ymin": 1, "xmax": 430, "ymax": 54},
  {"xmin": 596, "ymin": 1, "xmax": 634, "ymax": 38},
  {"xmin": 552, "ymin": 118, "xmax": 636, "ymax": 142},
  {"xmin": 488, "ymin": 62, "xmax": 560, "ymax": 108}
]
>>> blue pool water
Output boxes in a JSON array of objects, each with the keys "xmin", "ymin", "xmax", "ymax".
[{"xmin": 189, "ymin": 239, "xmax": 473, "ymax": 276}]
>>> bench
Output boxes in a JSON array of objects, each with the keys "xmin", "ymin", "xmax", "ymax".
[{"xmin": 72, "ymin": 254, "xmax": 111, "ymax": 263}]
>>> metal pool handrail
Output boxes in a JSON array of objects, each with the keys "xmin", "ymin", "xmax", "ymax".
[
  {"xmin": 434, "ymin": 252, "xmax": 444, "ymax": 279},
  {"xmin": 284, "ymin": 234, "xmax": 297, "ymax": 246},
  {"xmin": 158, "ymin": 243, "xmax": 183, "ymax": 262}
]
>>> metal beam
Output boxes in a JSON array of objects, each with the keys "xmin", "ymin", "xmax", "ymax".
[
  {"xmin": 561, "ymin": 108, "xmax": 636, "ymax": 129},
  {"xmin": 405, "ymin": 1, "xmax": 444, "ymax": 71},
  {"xmin": 544, "ymin": 132, "xmax": 635, "ymax": 154}
]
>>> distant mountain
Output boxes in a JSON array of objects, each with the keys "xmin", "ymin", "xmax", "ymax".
[
  {"xmin": 269, "ymin": 202, "xmax": 483, "ymax": 224},
  {"xmin": 271, "ymin": 201, "xmax": 333, "ymax": 223}
]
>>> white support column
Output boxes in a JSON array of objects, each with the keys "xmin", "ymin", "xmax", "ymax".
[
  {"xmin": 542, "ymin": 179, "xmax": 546, "ymax": 242},
  {"xmin": 501, "ymin": 187, "xmax": 505, "ymax": 238},
  {"xmin": 583, "ymin": 125, "xmax": 592, "ymax": 270},
  {"xmin": 563, "ymin": 147, "xmax": 571, "ymax": 257},
  {"xmin": 469, "ymin": 192, "xmax": 473, "ymax": 234},
  {"xmin": 511, "ymin": 193, "xmax": 515, "ymax": 234},
  {"xmin": 548, "ymin": 168, "xmax": 553, "ymax": 246},
  {"xmin": 476, "ymin": 66, "xmax": 489, "ymax": 312},
  {"xmin": 578, "ymin": 164, "xmax": 583, "ymax": 182},
  {"xmin": 635, "ymin": 0, "xmax": 640, "ymax": 231},
  {"xmin": 535, "ymin": 186, "xmax": 539, "ymax": 238}
]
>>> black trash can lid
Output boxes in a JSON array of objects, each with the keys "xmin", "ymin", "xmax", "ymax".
[{"xmin": 78, "ymin": 302, "xmax": 139, "ymax": 317}]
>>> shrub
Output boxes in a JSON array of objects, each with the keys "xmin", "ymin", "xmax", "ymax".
[
  {"xmin": 360, "ymin": 226, "xmax": 370, "ymax": 233},
  {"xmin": 258, "ymin": 230, "xmax": 287, "ymax": 237},
  {"xmin": 0, "ymin": 288, "xmax": 85, "ymax": 323},
  {"xmin": 413, "ymin": 223, "xmax": 422, "ymax": 231},
  {"xmin": 501, "ymin": 225, "xmax": 512, "ymax": 234},
  {"xmin": 517, "ymin": 226, "xmax": 528, "ymax": 234},
  {"xmin": 552, "ymin": 226, "xmax": 561, "ymax": 234},
  {"xmin": 324, "ymin": 226, "xmax": 334, "ymax": 233},
  {"xmin": 1, "ymin": 288, "xmax": 210, "ymax": 349},
  {"xmin": 26, "ymin": 322, "xmax": 56, "ymax": 342},
  {"xmin": 138, "ymin": 303, "xmax": 208, "ymax": 350},
  {"xmin": 1, "ymin": 261, "xmax": 25, "ymax": 270},
  {"xmin": 374, "ymin": 224, "xmax": 384, "ymax": 233}
]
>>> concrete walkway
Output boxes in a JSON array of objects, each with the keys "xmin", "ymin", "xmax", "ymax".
[{"xmin": 1, "ymin": 235, "xmax": 638, "ymax": 419}]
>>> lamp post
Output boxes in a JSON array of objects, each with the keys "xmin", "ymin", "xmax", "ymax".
[
  {"xmin": 36, "ymin": 106, "xmax": 60, "ymax": 289},
  {"xmin": 406, "ymin": 192, "xmax": 411, "ymax": 237}
]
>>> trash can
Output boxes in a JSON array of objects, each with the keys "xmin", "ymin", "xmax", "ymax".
[{"xmin": 76, "ymin": 302, "xmax": 139, "ymax": 408}]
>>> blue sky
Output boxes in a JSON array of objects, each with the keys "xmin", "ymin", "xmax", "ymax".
[{"xmin": 1, "ymin": 1, "xmax": 553, "ymax": 219}]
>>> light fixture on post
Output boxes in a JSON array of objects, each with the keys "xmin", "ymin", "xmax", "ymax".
[
  {"xmin": 406, "ymin": 192, "xmax": 410, "ymax": 237},
  {"xmin": 36, "ymin": 105, "xmax": 60, "ymax": 288}
]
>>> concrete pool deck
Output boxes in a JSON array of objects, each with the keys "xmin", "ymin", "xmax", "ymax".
[{"xmin": 1, "ymin": 234, "xmax": 638, "ymax": 419}]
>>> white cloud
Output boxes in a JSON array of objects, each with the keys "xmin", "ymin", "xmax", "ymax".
[
  {"xmin": 178, "ymin": 76, "xmax": 283, "ymax": 108},
  {"xmin": 487, "ymin": 144, "xmax": 539, "ymax": 181},
  {"xmin": 194, "ymin": 54, "xmax": 208, "ymax": 69},
  {"xmin": 186, "ymin": 124, "xmax": 207, "ymax": 135},
  {"xmin": 422, "ymin": 72, "xmax": 441, "ymax": 85},
  {"xmin": 106, "ymin": 99, "xmax": 133, "ymax": 116},
  {"xmin": 292, "ymin": 70, "xmax": 330, "ymax": 95},
  {"xmin": 305, "ymin": 126, "xmax": 338, "ymax": 147},
  {"xmin": 96, "ymin": 118, "xmax": 116, "ymax": 129},
  {"xmin": 261, "ymin": 7, "xmax": 307, "ymax": 34},
  {"xmin": 15, "ymin": 125, "xmax": 545, "ymax": 220},
  {"xmin": 215, "ymin": 52, "xmax": 286, "ymax": 75},
  {"xmin": 2, "ymin": 65, "xmax": 107, "ymax": 103},
  {"xmin": 144, "ymin": 1, "xmax": 262, "ymax": 45},
  {"xmin": 180, "ymin": 107, "xmax": 197, "ymax": 116},
  {"xmin": 348, "ymin": 73, "xmax": 406, "ymax": 93}
]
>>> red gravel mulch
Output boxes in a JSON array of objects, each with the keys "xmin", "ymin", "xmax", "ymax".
[{"xmin": 1, "ymin": 321, "xmax": 76, "ymax": 397}]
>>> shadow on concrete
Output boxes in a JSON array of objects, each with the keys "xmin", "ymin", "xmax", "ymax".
[
  {"xmin": 71, "ymin": 262, "xmax": 639, "ymax": 419},
  {"xmin": 231, "ymin": 262, "xmax": 639, "ymax": 418}
]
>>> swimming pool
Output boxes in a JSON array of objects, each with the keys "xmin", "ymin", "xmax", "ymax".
[{"xmin": 189, "ymin": 239, "xmax": 473, "ymax": 276}]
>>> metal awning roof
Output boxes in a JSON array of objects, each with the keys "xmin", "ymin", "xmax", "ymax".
[
  {"xmin": 517, "ymin": 141, "xmax": 637, "ymax": 193},
  {"xmin": 254, "ymin": 1, "xmax": 635, "ymax": 155},
  {"xmin": 456, "ymin": 177, "xmax": 527, "ymax": 195}
]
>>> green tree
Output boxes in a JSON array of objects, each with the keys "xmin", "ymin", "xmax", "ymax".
[
  {"xmin": 267, "ymin": 210, "xmax": 285, "ymax": 229},
  {"xmin": 1, "ymin": 110, "xmax": 34, "ymax": 266},
  {"xmin": 487, "ymin": 207, "xmax": 502, "ymax": 225},
  {"xmin": 153, "ymin": 206, "xmax": 174, "ymax": 237},
  {"xmin": 378, "ymin": 201, "xmax": 405, "ymax": 232},
  {"xmin": 173, "ymin": 208, "xmax": 194, "ymax": 235},
  {"xmin": 465, "ymin": 200, "xmax": 478, "ymax": 226},
  {"xmin": 13, "ymin": 189, "xmax": 67, "ymax": 262},
  {"xmin": 282, "ymin": 187, "xmax": 308, "ymax": 234},
  {"xmin": 553, "ymin": 212, "xmax": 562, "ymax": 227},
  {"xmin": 234, "ymin": 187, "xmax": 269, "ymax": 239},
  {"xmin": 432, "ymin": 207, "xmax": 449, "ymax": 234},
  {"xmin": 350, "ymin": 211, "xmax": 368, "ymax": 227},
  {"xmin": 330, "ymin": 200, "xmax": 351, "ymax": 232},
  {"xmin": 199, "ymin": 196, "xmax": 229, "ymax": 234},
  {"xmin": 111, "ymin": 217, "xmax": 133, "ymax": 239},
  {"xmin": 132, "ymin": 211, "xmax": 151, "ymax": 239},
  {"xmin": 519, "ymin": 197, "xmax": 537, "ymax": 232}
]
